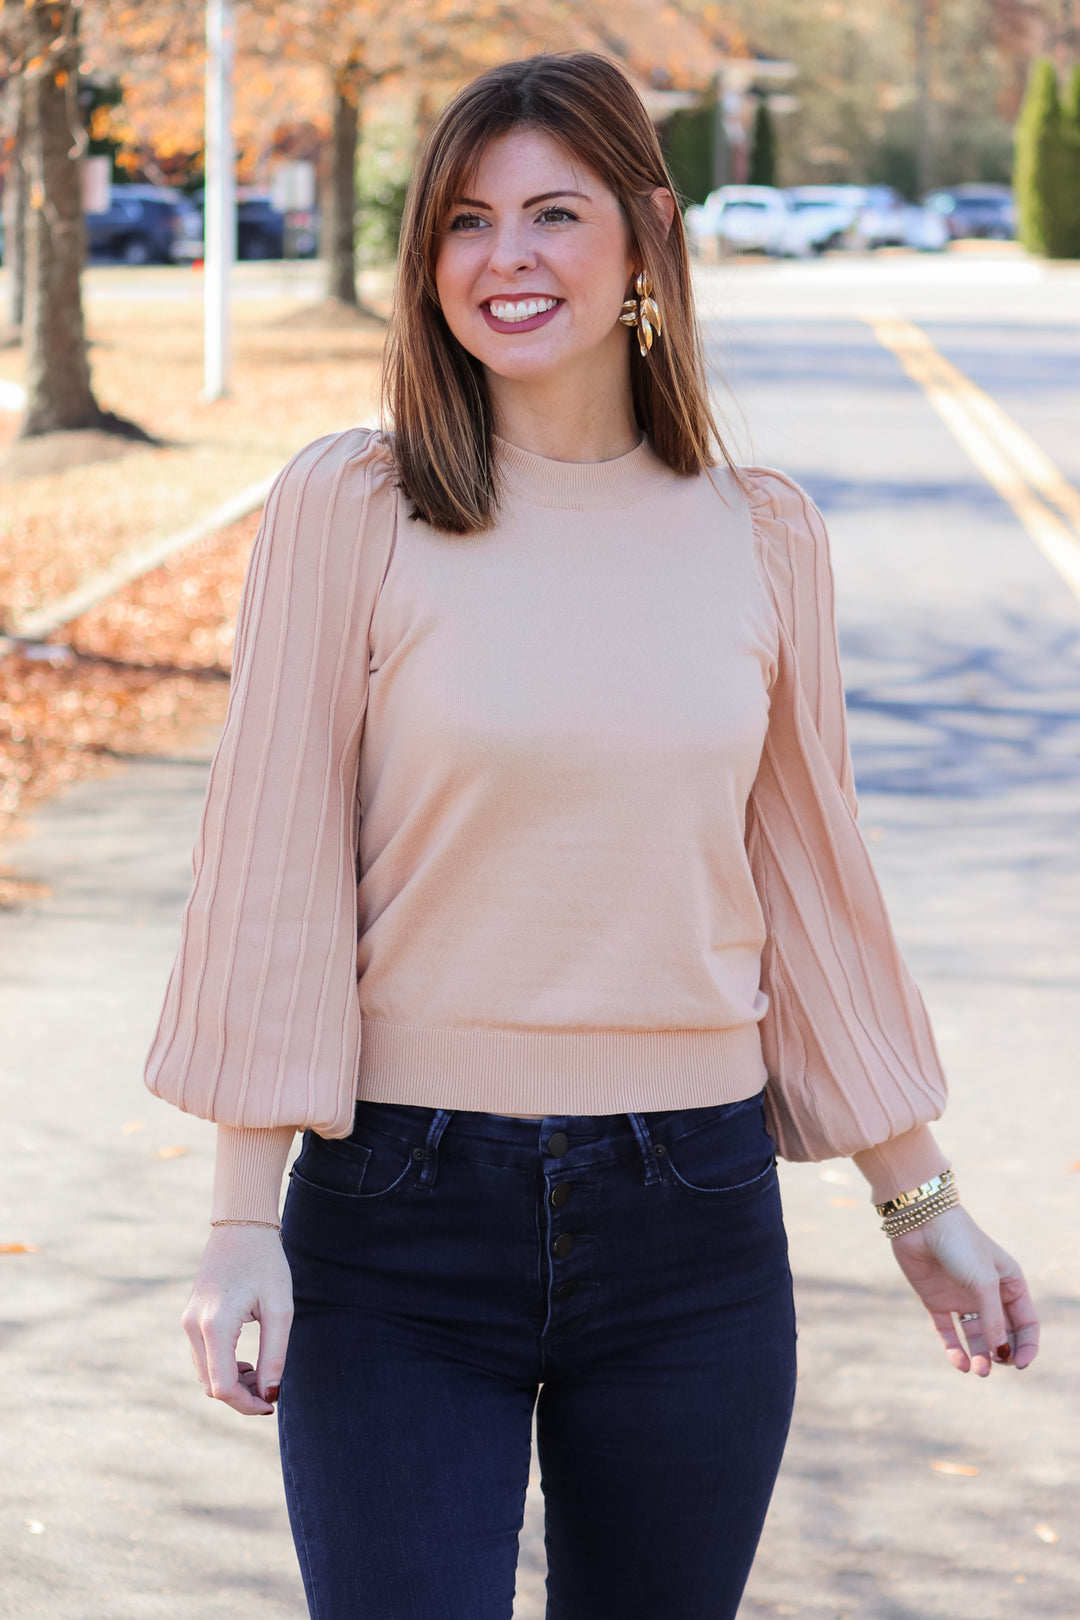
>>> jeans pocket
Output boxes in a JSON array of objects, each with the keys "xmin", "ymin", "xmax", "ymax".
[
  {"xmin": 658, "ymin": 1098, "xmax": 778, "ymax": 1200},
  {"xmin": 290, "ymin": 1129, "xmax": 419, "ymax": 1203}
]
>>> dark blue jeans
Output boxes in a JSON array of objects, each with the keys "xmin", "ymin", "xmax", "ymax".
[{"xmin": 278, "ymin": 1093, "xmax": 797, "ymax": 1620}]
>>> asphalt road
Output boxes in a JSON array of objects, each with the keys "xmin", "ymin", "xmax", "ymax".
[{"xmin": 2, "ymin": 251, "xmax": 1079, "ymax": 1619}]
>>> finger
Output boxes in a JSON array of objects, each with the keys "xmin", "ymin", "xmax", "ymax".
[
  {"xmin": 930, "ymin": 1310, "xmax": 972, "ymax": 1373},
  {"xmin": 181, "ymin": 1300, "xmax": 211, "ymax": 1392},
  {"xmin": 255, "ymin": 1305, "xmax": 293, "ymax": 1403},
  {"xmin": 1000, "ymin": 1273, "xmax": 1041, "ymax": 1369},
  {"xmin": 204, "ymin": 1323, "xmax": 274, "ymax": 1416},
  {"xmin": 964, "ymin": 1291, "xmax": 1011, "ymax": 1376}
]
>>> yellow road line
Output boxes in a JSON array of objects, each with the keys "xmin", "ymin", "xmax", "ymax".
[{"xmin": 862, "ymin": 313, "xmax": 1080, "ymax": 603}]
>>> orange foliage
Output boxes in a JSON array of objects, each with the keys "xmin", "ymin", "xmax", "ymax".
[{"xmin": 80, "ymin": 0, "xmax": 742, "ymax": 172}]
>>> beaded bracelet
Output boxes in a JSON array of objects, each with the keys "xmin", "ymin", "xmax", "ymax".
[{"xmin": 875, "ymin": 1169, "xmax": 959, "ymax": 1239}]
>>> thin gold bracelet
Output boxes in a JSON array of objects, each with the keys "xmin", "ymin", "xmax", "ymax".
[{"xmin": 210, "ymin": 1218, "xmax": 281, "ymax": 1231}]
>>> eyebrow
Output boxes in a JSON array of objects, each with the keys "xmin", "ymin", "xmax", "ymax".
[{"xmin": 452, "ymin": 190, "xmax": 590, "ymax": 210}]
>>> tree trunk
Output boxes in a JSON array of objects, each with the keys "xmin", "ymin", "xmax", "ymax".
[
  {"xmin": 3, "ymin": 78, "xmax": 28, "ymax": 341},
  {"xmin": 19, "ymin": 2, "xmax": 144, "ymax": 439},
  {"xmin": 326, "ymin": 70, "xmax": 360, "ymax": 306}
]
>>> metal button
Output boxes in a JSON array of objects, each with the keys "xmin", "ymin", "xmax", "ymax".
[
  {"xmin": 411, "ymin": 1148, "xmax": 426, "ymax": 1161},
  {"xmin": 552, "ymin": 1232, "xmax": 575, "ymax": 1258},
  {"xmin": 546, "ymin": 1131, "xmax": 569, "ymax": 1157},
  {"xmin": 550, "ymin": 1183, "xmax": 572, "ymax": 1208}
]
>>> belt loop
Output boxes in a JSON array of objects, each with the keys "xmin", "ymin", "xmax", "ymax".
[
  {"xmin": 418, "ymin": 1108, "xmax": 453, "ymax": 1188},
  {"xmin": 627, "ymin": 1113, "xmax": 661, "ymax": 1186}
]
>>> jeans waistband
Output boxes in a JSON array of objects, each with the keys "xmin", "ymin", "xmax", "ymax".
[{"xmin": 344, "ymin": 1093, "xmax": 766, "ymax": 1179}]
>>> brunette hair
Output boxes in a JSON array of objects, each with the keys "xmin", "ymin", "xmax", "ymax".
[{"xmin": 383, "ymin": 52, "xmax": 735, "ymax": 534}]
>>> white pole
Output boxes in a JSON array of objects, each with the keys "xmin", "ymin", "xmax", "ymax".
[{"xmin": 204, "ymin": 0, "xmax": 235, "ymax": 400}]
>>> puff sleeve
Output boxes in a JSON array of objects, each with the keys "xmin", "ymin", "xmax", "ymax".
[
  {"xmin": 144, "ymin": 428, "xmax": 398, "ymax": 1151},
  {"xmin": 744, "ymin": 468, "xmax": 950, "ymax": 1204}
]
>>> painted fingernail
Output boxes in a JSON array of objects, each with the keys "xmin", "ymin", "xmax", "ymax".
[
  {"xmin": 264, "ymin": 1384, "xmax": 280, "ymax": 1403},
  {"xmin": 996, "ymin": 1343, "xmax": 1011, "ymax": 1362}
]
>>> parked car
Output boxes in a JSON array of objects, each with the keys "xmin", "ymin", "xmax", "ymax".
[
  {"xmin": 685, "ymin": 186, "xmax": 810, "ymax": 258},
  {"xmin": 922, "ymin": 185, "xmax": 1015, "ymax": 240},
  {"xmin": 854, "ymin": 185, "xmax": 949, "ymax": 250},
  {"xmin": 782, "ymin": 184, "xmax": 947, "ymax": 253},
  {"xmin": 172, "ymin": 189, "xmax": 320, "ymax": 262},
  {"xmin": 784, "ymin": 186, "xmax": 862, "ymax": 252},
  {"xmin": 85, "ymin": 185, "xmax": 199, "ymax": 265}
]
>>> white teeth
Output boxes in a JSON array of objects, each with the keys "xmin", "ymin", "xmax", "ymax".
[{"xmin": 488, "ymin": 297, "xmax": 558, "ymax": 323}]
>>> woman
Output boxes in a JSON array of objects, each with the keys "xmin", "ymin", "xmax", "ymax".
[{"xmin": 147, "ymin": 52, "xmax": 1039, "ymax": 1620}]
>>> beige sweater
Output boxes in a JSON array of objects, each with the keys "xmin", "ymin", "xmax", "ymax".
[{"xmin": 145, "ymin": 428, "xmax": 949, "ymax": 1222}]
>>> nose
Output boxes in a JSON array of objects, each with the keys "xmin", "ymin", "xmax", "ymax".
[{"xmin": 484, "ymin": 220, "xmax": 538, "ymax": 279}]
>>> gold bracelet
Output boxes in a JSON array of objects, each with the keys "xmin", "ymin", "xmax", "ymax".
[
  {"xmin": 210, "ymin": 1218, "xmax": 281, "ymax": 1231},
  {"xmin": 875, "ymin": 1168, "xmax": 954, "ymax": 1217},
  {"xmin": 875, "ymin": 1169, "xmax": 959, "ymax": 1238}
]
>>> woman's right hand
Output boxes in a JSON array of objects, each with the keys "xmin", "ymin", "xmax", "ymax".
[{"xmin": 182, "ymin": 1225, "xmax": 294, "ymax": 1416}]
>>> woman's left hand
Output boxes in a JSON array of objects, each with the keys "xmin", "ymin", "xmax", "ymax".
[{"xmin": 889, "ymin": 1204, "xmax": 1040, "ymax": 1376}]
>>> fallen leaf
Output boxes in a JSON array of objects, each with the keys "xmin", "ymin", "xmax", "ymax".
[
  {"xmin": 26, "ymin": 1521, "xmax": 45, "ymax": 1534},
  {"xmin": 829, "ymin": 1197, "xmax": 859, "ymax": 1208},
  {"xmin": 122, "ymin": 1119, "xmax": 145, "ymax": 1135},
  {"xmin": 819, "ymin": 1168, "xmax": 851, "ymax": 1186},
  {"xmin": 1034, "ymin": 1525, "xmax": 1058, "ymax": 1544},
  {"xmin": 154, "ymin": 1145, "xmax": 190, "ymax": 1161},
  {"xmin": 1068, "ymin": 1161, "xmax": 1080, "ymax": 1174},
  {"xmin": 0, "ymin": 1243, "xmax": 39, "ymax": 1255},
  {"xmin": 931, "ymin": 1461, "xmax": 979, "ymax": 1477}
]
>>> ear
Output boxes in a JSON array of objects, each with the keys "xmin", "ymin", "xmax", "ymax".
[{"xmin": 650, "ymin": 186, "xmax": 676, "ymax": 239}]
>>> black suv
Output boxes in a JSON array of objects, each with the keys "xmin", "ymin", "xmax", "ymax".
[{"xmin": 85, "ymin": 185, "xmax": 197, "ymax": 265}]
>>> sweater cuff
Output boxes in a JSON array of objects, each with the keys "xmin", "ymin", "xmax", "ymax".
[
  {"xmin": 211, "ymin": 1125, "xmax": 297, "ymax": 1224},
  {"xmin": 851, "ymin": 1124, "xmax": 950, "ymax": 1206}
]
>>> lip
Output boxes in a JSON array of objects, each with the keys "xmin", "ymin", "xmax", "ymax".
[{"xmin": 481, "ymin": 297, "xmax": 563, "ymax": 335}]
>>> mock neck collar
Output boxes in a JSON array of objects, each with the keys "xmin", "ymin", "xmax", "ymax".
[{"xmin": 493, "ymin": 433, "xmax": 677, "ymax": 511}]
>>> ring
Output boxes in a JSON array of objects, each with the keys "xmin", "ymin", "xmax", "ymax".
[{"xmin": 957, "ymin": 1311, "xmax": 980, "ymax": 1323}]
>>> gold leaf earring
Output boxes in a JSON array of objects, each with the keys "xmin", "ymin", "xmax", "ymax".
[{"xmin": 619, "ymin": 270, "xmax": 663, "ymax": 358}]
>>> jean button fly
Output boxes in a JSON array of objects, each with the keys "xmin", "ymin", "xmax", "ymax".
[
  {"xmin": 550, "ymin": 1183, "xmax": 572, "ymax": 1208},
  {"xmin": 552, "ymin": 1232, "xmax": 575, "ymax": 1259},
  {"xmin": 546, "ymin": 1131, "xmax": 569, "ymax": 1157}
]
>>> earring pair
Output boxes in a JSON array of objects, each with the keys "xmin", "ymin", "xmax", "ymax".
[{"xmin": 620, "ymin": 270, "xmax": 663, "ymax": 357}]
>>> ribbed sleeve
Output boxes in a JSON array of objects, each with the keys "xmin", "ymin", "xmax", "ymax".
[
  {"xmin": 144, "ymin": 428, "xmax": 398, "ymax": 1139},
  {"xmin": 745, "ymin": 469, "xmax": 950, "ymax": 1203}
]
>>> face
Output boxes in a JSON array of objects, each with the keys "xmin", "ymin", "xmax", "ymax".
[{"xmin": 433, "ymin": 127, "xmax": 636, "ymax": 390}]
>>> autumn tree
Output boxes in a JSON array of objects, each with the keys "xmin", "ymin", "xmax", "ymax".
[
  {"xmin": 0, "ymin": 0, "xmax": 145, "ymax": 439},
  {"xmin": 95, "ymin": 0, "xmax": 731, "ymax": 312}
]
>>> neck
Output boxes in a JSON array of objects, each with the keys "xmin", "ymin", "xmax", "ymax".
[{"xmin": 487, "ymin": 355, "xmax": 640, "ymax": 464}]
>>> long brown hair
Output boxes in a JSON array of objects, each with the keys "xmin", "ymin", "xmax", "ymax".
[{"xmin": 384, "ymin": 52, "xmax": 734, "ymax": 534}]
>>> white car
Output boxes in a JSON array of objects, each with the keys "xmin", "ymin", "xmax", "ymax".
[
  {"xmin": 685, "ymin": 186, "xmax": 811, "ymax": 259},
  {"xmin": 784, "ymin": 186, "xmax": 862, "ymax": 252},
  {"xmin": 856, "ymin": 185, "xmax": 949, "ymax": 251},
  {"xmin": 782, "ymin": 184, "xmax": 948, "ymax": 253}
]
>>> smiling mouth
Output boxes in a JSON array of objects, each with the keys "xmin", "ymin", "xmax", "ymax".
[{"xmin": 484, "ymin": 296, "xmax": 561, "ymax": 323}]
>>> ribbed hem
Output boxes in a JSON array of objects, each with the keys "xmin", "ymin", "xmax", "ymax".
[
  {"xmin": 852, "ymin": 1124, "xmax": 950, "ymax": 1207},
  {"xmin": 493, "ymin": 434, "xmax": 677, "ymax": 510},
  {"xmin": 357, "ymin": 1018, "xmax": 768, "ymax": 1114},
  {"xmin": 211, "ymin": 1125, "xmax": 297, "ymax": 1224}
]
